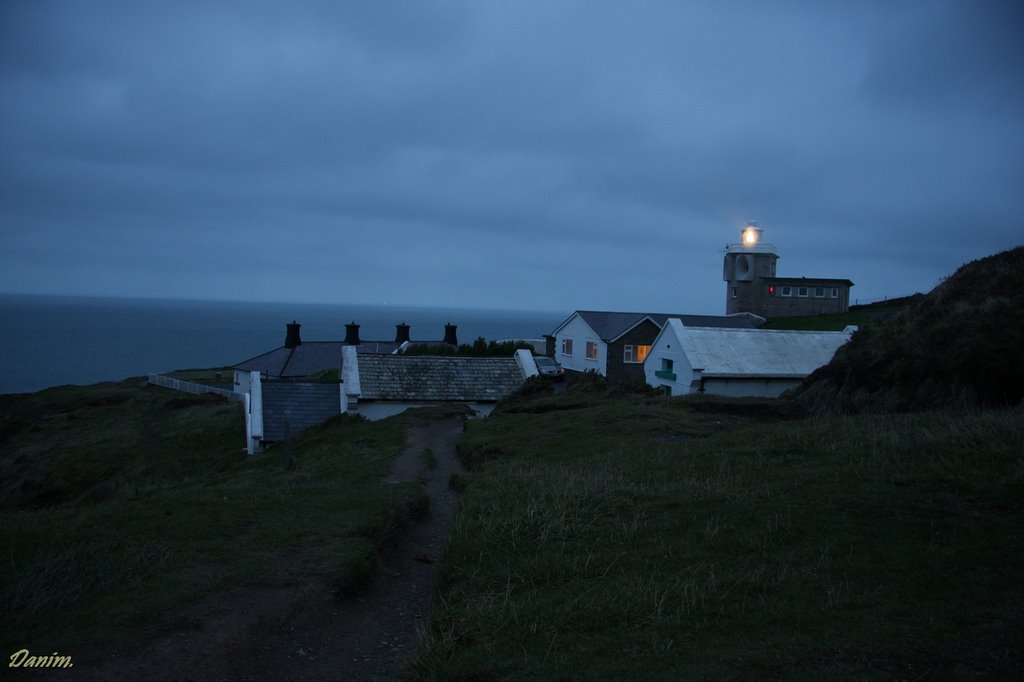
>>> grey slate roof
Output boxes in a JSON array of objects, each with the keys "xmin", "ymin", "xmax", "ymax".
[
  {"xmin": 233, "ymin": 342, "xmax": 342, "ymax": 377},
  {"xmin": 234, "ymin": 340, "xmax": 399, "ymax": 377},
  {"xmin": 356, "ymin": 355, "xmax": 524, "ymax": 402},
  {"xmin": 561, "ymin": 310, "xmax": 760, "ymax": 342}
]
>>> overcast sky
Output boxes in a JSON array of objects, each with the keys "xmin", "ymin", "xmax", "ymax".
[{"xmin": 1, "ymin": 1, "xmax": 1021, "ymax": 314}]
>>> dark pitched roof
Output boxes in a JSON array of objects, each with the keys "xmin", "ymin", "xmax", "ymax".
[
  {"xmin": 233, "ymin": 342, "xmax": 342, "ymax": 378},
  {"xmin": 234, "ymin": 340, "xmax": 400, "ymax": 377},
  {"xmin": 556, "ymin": 310, "xmax": 759, "ymax": 342},
  {"xmin": 356, "ymin": 355, "xmax": 524, "ymax": 402}
]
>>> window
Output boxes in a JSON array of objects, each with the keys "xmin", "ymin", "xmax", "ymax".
[
  {"xmin": 781, "ymin": 286, "xmax": 792, "ymax": 297},
  {"xmin": 655, "ymin": 357, "xmax": 676, "ymax": 382},
  {"xmin": 561, "ymin": 338, "xmax": 573, "ymax": 356},
  {"xmin": 731, "ymin": 287, "xmax": 738, "ymax": 299},
  {"xmin": 814, "ymin": 287, "xmax": 825, "ymax": 298},
  {"xmin": 797, "ymin": 287, "xmax": 809, "ymax": 297},
  {"xmin": 831, "ymin": 287, "xmax": 839, "ymax": 299},
  {"xmin": 623, "ymin": 344, "xmax": 651, "ymax": 363},
  {"xmin": 586, "ymin": 341, "xmax": 598, "ymax": 360}
]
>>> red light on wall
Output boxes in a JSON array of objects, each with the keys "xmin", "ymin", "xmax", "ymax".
[{"xmin": 768, "ymin": 286, "xmax": 775, "ymax": 295}]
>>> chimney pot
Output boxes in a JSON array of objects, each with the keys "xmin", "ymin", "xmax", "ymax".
[
  {"xmin": 284, "ymin": 321, "xmax": 302, "ymax": 348},
  {"xmin": 395, "ymin": 322, "xmax": 411, "ymax": 344},
  {"xmin": 344, "ymin": 321, "xmax": 361, "ymax": 346},
  {"xmin": 443, "ymin": 323, "xmax": 458, "ymax": 346}
]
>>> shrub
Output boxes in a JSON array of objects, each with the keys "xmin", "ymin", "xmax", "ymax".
[{"xmin": 568, "ymin": 370, "xmax": 607, "ymax": 393}]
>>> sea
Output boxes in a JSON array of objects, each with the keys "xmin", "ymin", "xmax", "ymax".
[{"xmin": 0, "ymin": 295, "xmax": 567, "ymax": 395}]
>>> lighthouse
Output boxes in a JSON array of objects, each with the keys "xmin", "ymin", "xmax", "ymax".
[
  {"xmin": 723, "ymin": 222, "xmax": 779, "ymax": 315},
  {"xmin": 722, "ymin": 222, "xmax": 854, "ymax": 318}
]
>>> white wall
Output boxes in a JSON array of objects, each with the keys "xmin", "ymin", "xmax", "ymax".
[
  {"xmin": 555, "ymin": 315, "xmax": 607, "ymax": 375},
  {"xmin": 644, "ymin": 322, "xmax": 695, "ymax": 396},
  {"xmin": 356, "ymin": 401, "xmax": 497, "ymax": 421},
  {"xmin": 515, "ymin": 348, "xmax": 539, "ymax": 377},
  {"xmin": 233, "ymin": 369, "xmax": 252, "ymax": 395},
  {"xmin": 245, "ymin": 371, "xmax": 263, "ymax": 454},
  {"xmin": 340, "ymin": 345, "xmax": 360, "ymax": 414}
]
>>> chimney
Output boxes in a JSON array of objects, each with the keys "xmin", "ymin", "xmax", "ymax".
[
  {"xmin": 395, "ymin": 322, "xmax": 411, "ymax": 344},
  {"xmin": 443, "ymin": 323, "xmax": 458, "ymax": 346},
  {"xmin": 344, "ymin": 321, "xmax": 361, "ymax": 346},
  {"xmin": 284, "ymin": 321, "xmax": 301, "ymax": 349}
]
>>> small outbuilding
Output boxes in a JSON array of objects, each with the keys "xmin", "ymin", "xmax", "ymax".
[
  {"xmin": 644, "ymin": 319, "xmax": 856, "ymax": 398},
  {"xmin": 243, "ymin": 347, "xmax": 537, "ymax": 453},
  {"xmin": 340, "ymin": 347, "xmax": 536, "ymax": 420}
]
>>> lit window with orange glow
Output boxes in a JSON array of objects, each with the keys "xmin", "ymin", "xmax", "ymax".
[{"xmin": 624, "ymin": 344, "xmax": 652, "ymax": 363}]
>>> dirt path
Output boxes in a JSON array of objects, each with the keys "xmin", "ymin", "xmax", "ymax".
[{"xmin": 87, "ymin": 417, "xmax": 464, "ymax": 681}]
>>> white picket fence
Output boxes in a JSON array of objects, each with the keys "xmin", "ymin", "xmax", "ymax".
[{"xmin": 148, "ymin": 374, "xmax": 240, "ymax": 400}]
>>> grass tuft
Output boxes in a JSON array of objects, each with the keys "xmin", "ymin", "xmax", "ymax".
[{"xmin": 333, "ymin": 537, "xmax": 379, "ymax": 600}]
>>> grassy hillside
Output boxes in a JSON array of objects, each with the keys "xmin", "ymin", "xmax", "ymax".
[
  {"xmin": 0, "ymin": 379, "xmax": 426, "ymax": 652},
  {"xmin": 760, "ymin": 311, "xmax": 873, "ymax": 331},
  {"xmin": 792, "ymin": 246, "xmax": 1024, "ymax": 413},
  {"xmin": 411, "ymin": 381, "xmax": 1023, "ymax": 680}
]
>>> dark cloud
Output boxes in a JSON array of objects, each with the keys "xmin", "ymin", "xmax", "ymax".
[
  {"xmin": 861, "ymin": 0, "xmax": 1024, "ymax": 110},
  {"xmin": 1, "ymin": 0, "xmax": 1021, "ymax": 313}
]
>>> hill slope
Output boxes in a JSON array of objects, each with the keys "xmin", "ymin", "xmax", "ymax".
[
  {"xmin": 791, "ymin": 246, "xmax": 1024, "ymax": 414},
  {"xmin": 0, "ymin": 379, "xmax": 426, "ymax": 653},
  {"xmin": 411, "ymin": 384, "xmax": 1024, "ymax": 680}
]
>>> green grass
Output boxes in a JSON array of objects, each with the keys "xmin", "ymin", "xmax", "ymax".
[
  {"xmin": 411, "ymin": 388, "xmax": 1024, "ymax": 680},
  {"xmin": 0, "ymin": 378, "xmax": 426, "ymax": 652},
  {"xmin": 760, "ymin": 311, "xmax": 874, "ymax": 331},
  {"xmin": 164, "ymin": 367, "xmax": 235, "ymax": 386}
]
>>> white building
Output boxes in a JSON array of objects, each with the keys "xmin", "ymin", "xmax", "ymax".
[
  {"xmin": 548, "ymin": 310, "xmax": 762, "ymax": 384},
  {"xmin": 644, "ymin": 319, "xmax": 857, "ymax": 398}
]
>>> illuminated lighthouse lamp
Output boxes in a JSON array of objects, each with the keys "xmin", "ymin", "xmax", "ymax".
[{"xmin": 741, "ymin": 222, "xmax": 763, "ymax": 246}]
